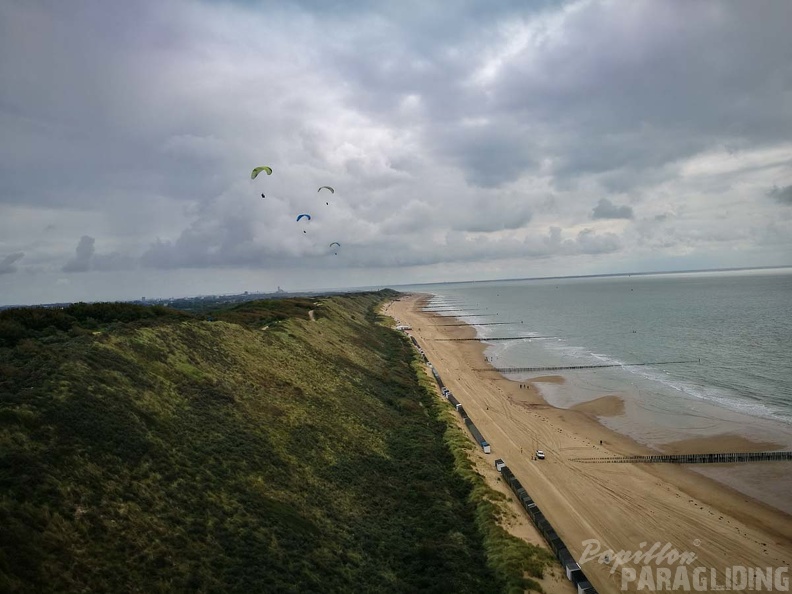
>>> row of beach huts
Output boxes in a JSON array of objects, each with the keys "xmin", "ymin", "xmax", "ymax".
[
  {"xmin": 403, "ymin": 328, "xmax": 598, "ymax": 594},
  {"xmin": 496, "ymin": 460, "xmax": 598, "ymax": 594},
  {"xmin": 429, "ymin": 356, "xmax": 492, "ymax": 454}
]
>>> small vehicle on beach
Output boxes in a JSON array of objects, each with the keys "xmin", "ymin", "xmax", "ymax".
[{"xmin": 535, "ymin": 450, "xmax": 545, "ymax": 460}]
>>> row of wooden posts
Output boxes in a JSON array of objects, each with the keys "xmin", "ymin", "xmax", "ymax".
[{"xmin": 571, "ymin": 451, "xmax": 792, "ymax": 464}]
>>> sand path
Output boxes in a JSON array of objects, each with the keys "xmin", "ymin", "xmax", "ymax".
[{"xmin": 390, "ymin": 295, "xmax": 792, "ymax": 594}]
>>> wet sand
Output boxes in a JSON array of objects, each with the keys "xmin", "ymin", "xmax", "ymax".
[{"xmin": 386, "ymin": 294, "xmax": 792, "ymax": 594}]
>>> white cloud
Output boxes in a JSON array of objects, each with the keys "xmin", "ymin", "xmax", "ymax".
[{"xmin": 1, "ymin": 0, "xmax": 791, "ymax": 304}]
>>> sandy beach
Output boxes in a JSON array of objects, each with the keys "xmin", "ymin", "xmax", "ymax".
[{"xmin": 386, "ymin": 294, "xmax": 792, "ymax": 594}]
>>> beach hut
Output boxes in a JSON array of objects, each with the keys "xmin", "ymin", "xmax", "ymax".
[
  {"xmin": 558, "ymin": 548, "xmax": 579, "ymax": 576},
  {"xmin": 548, "ymin": 535, "xmax": 565, "ymax": 555},
  {"xmin": 568, "ymin": 568, "xmax": 585, "ymax": 585},
  {"xmin": 464, "ymin": 421, "xmax": 491, "ymax": 453},
  {"xmin": 535, "ymin": 516, "xmax": 551, "ymax": 536},
  {"xmin": 543, "ymin": 527, "xmax": 559, "ymax": 542},
  {"xmin": 494, "ymin": 459, "xmax": 506, "ymax": 472},
  {"xmin": 537, "ymin": 520, "xmax": 553, "ymax": 539},
  {"xmin": 558, "ymin": 548, "xmax": 576, "ymax": 566},
  {"xmin": 564, "ymin": 561, "xmax": 582, "ymax": 581}
]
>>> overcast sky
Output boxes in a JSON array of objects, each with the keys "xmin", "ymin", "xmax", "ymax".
[{"xmin": 2, "ymin": 0, "xmax": 791, "ymax": 305}]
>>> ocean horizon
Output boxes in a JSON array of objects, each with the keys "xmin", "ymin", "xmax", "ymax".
[{"xmin": 400, "ymin": 267, "xmax": 792, "ymax": 451}]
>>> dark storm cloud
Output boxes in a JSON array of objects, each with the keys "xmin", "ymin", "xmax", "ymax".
[
  {"xmin": 0, "ymin": 1, "xmax": 234, "ymax": 212},
  {"xmin": 141, "ymin": 215, "xmax": 265, "ymax": 269},
  {"xmin": 62, "ymin": 235, "xmax": 134, "ymax": 273},
  {"xmin": 464, "ymin": 209, "xmax": 533, "ymax": 233},
  {"xmin": 0, "ymin": 252, "xmax": 24, "ymax": 274},
  {"xmin": 767, "ymin": 185, "xmax": 792, "ymax": 206},
  {"xmin": 540, "ymin": 226, "xmax": 620, "ymax": 256},
  {"xmin": 62, "ymin": 236, "xmax": 96, "ymax": 273},
  {"xmin": 321, "ymin": 0, "xmax": 792, "ymax": 190},
  {"xmin": 439, "ymin": 122, "xmax": 540, "ymax": 188},
  {"xmin": 480, "ymin": 1, "xmax": 792, "ymax": 187},
  {"xmin": 592, "ymin": 198, "xmax": 634, "ymax": 220}
]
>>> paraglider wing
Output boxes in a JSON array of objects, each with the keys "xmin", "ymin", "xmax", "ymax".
[
  {"xmin": 296, "ymin": 214, "xmax": 312, "ymax": 222},
  {"xmin": 318, "ymin": 186, "xmax": 335, "ymax": 194},
  {"xmin": 251, "ymin": 166, "xmax": 273, "ymax": 179},
  {"xmin": 329, "ymin": 242, "xmax": 341, "ymax": 248}
]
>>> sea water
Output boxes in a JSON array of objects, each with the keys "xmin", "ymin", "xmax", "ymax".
[{"xmin": 399, "ymin": 268, "xmax": 792, "ymax": 449}]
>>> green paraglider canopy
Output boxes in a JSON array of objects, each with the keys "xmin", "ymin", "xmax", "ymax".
[{"xmin": 251, "ymin": 166, "xmax": 273, "ymax": 179}]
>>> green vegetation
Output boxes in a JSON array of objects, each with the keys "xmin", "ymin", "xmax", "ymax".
[
  {"xmin": 411, "ymin": 361, "xmax": 556, "ymax": 594},
  {"xmin": 0, "ymin": 291, "xmax": 552, "ymax": 593}
]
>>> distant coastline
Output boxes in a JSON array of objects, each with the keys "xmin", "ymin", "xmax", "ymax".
[{"xmin": 393, "ymin": 264, "xmax": 792, "ymax": 289}]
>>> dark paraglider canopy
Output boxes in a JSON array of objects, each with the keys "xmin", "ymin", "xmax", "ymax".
[
  {"xmin": 319, "ymin": 186, "xmax": 334, "ymax": 205},
  {"xmin": 296, "ymin": 213, "xmax": 311, "ymax": 233}
]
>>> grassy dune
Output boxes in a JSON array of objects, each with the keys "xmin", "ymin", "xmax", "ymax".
[{"xmin": 0, "ymin": 292, "xmax": 552, "ymax": 593}]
